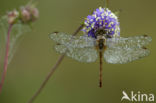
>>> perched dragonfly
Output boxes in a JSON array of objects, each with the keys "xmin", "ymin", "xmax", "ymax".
[
  {"xmin": 49, "ymin": 31, "xmax": 152, "ymax": 86},
  {"xmin": 49, "ymin": 7, "xmax": 152, "ymax": 87}
]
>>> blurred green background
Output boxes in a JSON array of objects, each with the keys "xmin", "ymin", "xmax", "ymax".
[{"xmin": 0, "ymin": 0, "xmax": 156, "ymax": 103}]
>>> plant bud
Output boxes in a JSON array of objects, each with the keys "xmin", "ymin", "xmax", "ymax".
[
  {"xmin": 20, "ymin": 5, "xmax": 39, "ymax": 23},
  {"xmin": 21, "ymin": 7, "xmax": 31, "ymax": 22},
  {"xmin": 8, "ymin": 10, "xmax": 19, "ymax": 24}
]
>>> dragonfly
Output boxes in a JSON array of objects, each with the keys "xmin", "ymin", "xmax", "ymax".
[{"xmin": 49, "ymin": 29, "xmax": 152, "ymax": 87}]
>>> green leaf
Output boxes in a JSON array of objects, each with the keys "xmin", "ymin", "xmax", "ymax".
[{"xmin": 0, "ymin": 16, "xmax": 31, "ymax": 64}]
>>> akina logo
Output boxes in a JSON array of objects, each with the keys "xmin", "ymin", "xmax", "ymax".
[{"xmin": 121, "ymin": 91, "xmax": 155, "ymax": 102}]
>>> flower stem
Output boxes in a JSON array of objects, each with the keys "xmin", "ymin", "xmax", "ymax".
[
  {"xmin": 0, "ymin": 52, "xmax": 1, "ymax": 69},
  {"xmin": 0, "ymin": 24, "xmax": 13, "ymax": 94},
  {"xmin": 106, "ymin": 0, "xmax": 109, "ymax": 7},
  {"xmin": 27, "ymin": 24, "xmax": 84, "ymax": 103},
  {"xmin": 104, "ymin": 0, "xmax": 109, "ymax": 8}
]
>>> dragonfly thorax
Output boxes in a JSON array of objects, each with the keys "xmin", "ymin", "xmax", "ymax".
[
  {"xmin": 95, "ymin": 28, "xmax": 112, "ymax": 39},
  {"xmin": 97, "ymin": 35, "xmax": 106, "ymax": 51}
]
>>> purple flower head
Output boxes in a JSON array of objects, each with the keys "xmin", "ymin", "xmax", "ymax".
[{"xmin": 82, "ymin": 7, "xmax": 120, "ymax": 38}]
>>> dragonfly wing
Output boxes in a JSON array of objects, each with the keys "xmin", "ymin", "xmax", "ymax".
[
  {"xmin": 50, "ymin": 32, "xmax": 96, "ymax": 48},
  {"xmin": 50, "ymin": 32, "xmax": 72, "ymax": 45},
  {"xmin": 54, "ymin": 44, "xmax": 98, "ymax": 63},
  {"xmin": 54, "ymin": 44, "xmax": 67, "ymax": 54},
  {"xmin": 106, "ymin": 35, "xmax": 152, "ymax": 49},
  {"xmin": 67, "ymin": 47, "xmax": 98, "ymax": 63},
  {"xmin": 104, "ymin": 47, "xmax": 150, "ymax": 64}
]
